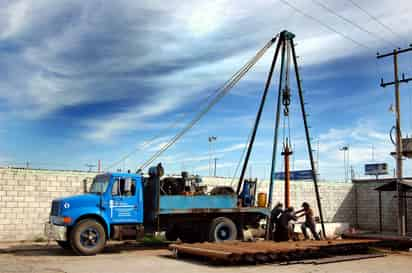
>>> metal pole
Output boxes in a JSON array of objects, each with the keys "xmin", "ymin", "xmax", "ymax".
[
  {"xmin": 237, "ymin": 36, "xmax": 281, "ymax": 195},
  {"xmin": 214, "ymin": 158, "xmax": 217, "ymax": 177},
  {"xmin": 290, "ymin": 39, "xmax": 326, "ymax": 238},
  {"xmin": 282, "ymin": 142, "xmax": 292, "ymax": 208},
  {"xmin": 208, "ymin": 138, "xmax": 211, "ymax": 176},
  {"xmin": 268, "ymin": 35, "xmax": 287, "ymax": 208},
  {"xmin": 405, "ymin": 193, "xmax": 408, "ymax": 233},
  {"xmin": 393, "ymin": 49, "xmax": 406, "ymax": 236},
  {"xmin": 379, "ymin": 191, "xmax": 383, "ymax": 232},
  {"xmin": 344, "ymin": 150, "xmax": 347, "ymax": 182}
]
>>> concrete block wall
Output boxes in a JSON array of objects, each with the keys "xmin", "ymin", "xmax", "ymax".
[
  {"xmin": 354, "ymin": 182, "xmax": 409, "ymax": 232},
  {"xmin": 0, "ymin": 168, "xmax": 409, "ymax": 241},
  {"xmin": 0, "ymin": 168, "xmax": 96, "ymax": 241},
  {"xmin": 202, "ymin": 177, "xmax": 355, "ymax": 224}
]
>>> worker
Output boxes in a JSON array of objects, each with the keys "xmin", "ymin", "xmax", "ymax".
[
  {"xmin": 296, "ymin": 202, "xmax": 321, "ymax": 240},
  {"xmin": 274, "ymin": 207, "xmax": 297, "ymax": 242},
  {"xmin": 270, "ymin": 202, "xmax": 283, "ymax": 240}
]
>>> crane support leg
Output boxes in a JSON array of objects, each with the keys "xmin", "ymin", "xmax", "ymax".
[{"xmin": 290, "ymin": 39, "xmax": 326, "ymax": 239}]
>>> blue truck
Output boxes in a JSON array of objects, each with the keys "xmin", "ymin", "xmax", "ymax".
[{"xmin": 46, "ymin": 164, "xmax": 269, "ymax": 255}]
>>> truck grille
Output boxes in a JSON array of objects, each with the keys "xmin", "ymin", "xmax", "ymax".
[{"xmin": 51, "ymin": 200, "xmax": 60, "ymax": 216}]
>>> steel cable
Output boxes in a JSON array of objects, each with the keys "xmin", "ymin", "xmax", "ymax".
[{"xmin": 137, "ymin": 36, "xmax": 279, "ymax": 171}]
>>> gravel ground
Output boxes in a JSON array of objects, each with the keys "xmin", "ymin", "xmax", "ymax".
[{"xmin": 0, "ymin": 242, "xmax": 411, "ymax": 273}]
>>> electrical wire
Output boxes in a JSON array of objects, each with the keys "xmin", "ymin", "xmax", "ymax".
[
  {"xmin": 230, "ymin": 128, "xmax": 253, "ymax": 187},
  {"xmin": 105, "ymin": 114, "xmax": 188, "ymax": 171},
  {"xmin": 137, "ymin": 36, "xmax": 279, "ymax": 171},
  {"xmin": 347, "ymin": 0, "xmax": 404, "ymax": 42},
  {"xmin": 310, "ymin": 0, "xmax": 397, "ymax": 47},
  {"xmin": 279, "ymin": 0, "xmax": 371, "ymax": 50}
]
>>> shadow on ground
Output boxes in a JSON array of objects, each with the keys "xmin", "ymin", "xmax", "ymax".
[{"xmin": 0, "ymin": 241, "xmax": 170, "ymax": 257}]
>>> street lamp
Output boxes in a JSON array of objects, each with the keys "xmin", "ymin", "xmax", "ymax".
[
  {"xmin": 339, "ymin": 146, "xmax": 349, "ymax": 182},
  {"xmin": 208, "ymin": 136, "xmax": 217, "ymax": 176}
]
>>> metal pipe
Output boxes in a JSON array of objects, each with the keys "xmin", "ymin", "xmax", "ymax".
[
  {"xmin": 237, "ymin": 36, "xmax": 281, "ymax": 195},
  {"xmin": 282, "ymin": 142, "xmax": 292, "ymax": 208},
  {"xmin": 290, "ymin": 39, "xmax": 326, "ymax": 238}
]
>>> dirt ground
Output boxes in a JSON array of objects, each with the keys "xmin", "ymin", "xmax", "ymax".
[{"xmin": 0, "ymin": 242, "xmax": 411, "ymax": 273}]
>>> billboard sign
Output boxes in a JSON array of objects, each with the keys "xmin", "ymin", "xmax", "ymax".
[
  {"xmin": 364, "ymin": 163, "xmax": 388, "ymax": 176},
  {"xmin": 274, "ymin": 170, "xmax": 313, "ymax": 180}
]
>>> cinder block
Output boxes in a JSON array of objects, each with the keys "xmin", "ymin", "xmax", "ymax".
[
  {"xmin": 6, "ymin": 180, "xmax": 17, "ymax": 186},
  {"xmin": 24, "ymin": 186, "xmax": 35, "ymax": 192},
  {"xmin": 25, "ymin": 196, "xmax": 35, "ymax": 202}
]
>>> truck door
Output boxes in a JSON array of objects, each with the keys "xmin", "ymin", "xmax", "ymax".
[{"xmin": 109, "ymin": 177, "xmax": 141, "ymax": 224}]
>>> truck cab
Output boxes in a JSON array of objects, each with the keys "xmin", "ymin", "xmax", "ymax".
[{"xmin": 47, "ymin": 172, "xmax": 144, "ymax": 255}]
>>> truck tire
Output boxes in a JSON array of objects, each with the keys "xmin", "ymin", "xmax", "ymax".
[
  {"xmin": 70, "ymin": 219, "xmax": 106, "ymax": 256},
  {"xmin": 208, "ymin": 217, "xmax": 237, "ymax": 242},
  {"xmin": 56, "ymin": 240, "xmax": 72, "ymax": 250}
]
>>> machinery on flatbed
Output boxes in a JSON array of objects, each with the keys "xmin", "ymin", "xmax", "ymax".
[{"xmin": 46, "ymin": 164, "xmax": 269, "ymax": 255}]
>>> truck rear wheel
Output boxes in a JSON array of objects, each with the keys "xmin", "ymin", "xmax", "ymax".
[
  {"xmin": 70, "ymin": 219, "xmax": 106, "ymax": 256},
  {"xmin": 208, "ymin": 217, "xmax": 237, "ymax": 242}
]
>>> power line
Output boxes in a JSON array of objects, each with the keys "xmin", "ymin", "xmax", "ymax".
[
  {"xmin": 347, "ymin": 0, "xmax": 404, "ymax": 42},
  {"xmin": 310, "ymin": 0, "xmax": 397, "ymax": 47},
  {"xmin": 279, "ymin": 0, "xmax": 371, "ymax": 50},
  {"xmin": 104, "ymin": 113, "xmax": 188, "ymax": 171}
]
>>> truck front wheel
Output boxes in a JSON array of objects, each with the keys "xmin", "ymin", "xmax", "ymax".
[
  {"xmin": 70, "ymin": 219, "xmax": 106, "ymax": 256},
  {"xmin": 208, "ymin": 217, "xmax": 237, "ymax": 242}
]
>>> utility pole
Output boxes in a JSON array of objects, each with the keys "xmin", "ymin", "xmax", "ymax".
[{"xmin": 377, "ymin": 44, "xmax": 412, "ymax": 237}]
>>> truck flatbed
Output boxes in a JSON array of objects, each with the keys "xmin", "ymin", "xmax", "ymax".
[{"xmin": 159, "ymin": 195, "xmax": 270, "ymax": 216}]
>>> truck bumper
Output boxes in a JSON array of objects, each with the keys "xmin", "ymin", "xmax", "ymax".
[{"xmin": 45, "ymin": 222, "xmax": 67, "ymax": 241}]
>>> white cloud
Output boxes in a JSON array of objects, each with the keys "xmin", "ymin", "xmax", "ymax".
[
  {"xmin": 314, "ymin": 119, "xmax": 395, "ymax": 179},
  {"xmin": 1, "ymin": 0, "xmax": 409, "ymax": 126}
]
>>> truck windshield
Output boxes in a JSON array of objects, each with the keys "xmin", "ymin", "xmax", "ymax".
[{"xmin": 89, "ymin": 175, "xmax": 110, "ymax": 194}]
